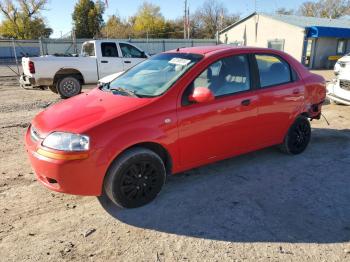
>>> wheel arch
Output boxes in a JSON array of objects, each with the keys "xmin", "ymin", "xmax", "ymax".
[
  {"xmin": 53, "ymin": 68, "xmax": 85, "ymax": 85},
  {"xmin": 119, "ymin": 142, "xmax": 173, "ymax": 176},
  {"xmin": 299, "ymin": 112, "xmax": 310, "ymax": 118}
]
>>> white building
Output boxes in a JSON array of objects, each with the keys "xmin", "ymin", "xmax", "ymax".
[{"xmin": 219, "ymin": 12, "xmax": 350, "ymax": 69}]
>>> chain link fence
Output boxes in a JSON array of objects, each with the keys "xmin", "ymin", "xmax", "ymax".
[{"xmin": 0, "ymin": 38, "xmax": 218, "ymax": 78}]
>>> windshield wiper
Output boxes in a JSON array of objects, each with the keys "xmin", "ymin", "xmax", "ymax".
[
  {"xmin": 110, "ymin": 87, "xmax": 139, "ymax": 97},
  {"xmin": 134, "ymin": 92, "xmax": 155, "ymax": 98}
]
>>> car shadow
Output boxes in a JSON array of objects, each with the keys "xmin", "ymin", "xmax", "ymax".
[{"xmin": 98, "ymin": 128, "xmax": 350, "ymax": 243}]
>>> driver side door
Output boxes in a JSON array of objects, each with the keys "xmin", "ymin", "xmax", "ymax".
[
  {"xmin": 97, "ymin": 42, "xmax": 124, "ymax": 78},
  {"xmin": 119, "ymin": 43, "xmax": 147, "ymax": 70},
  {"xmin": 177, "ymin": 54, "xmax": 259, "ymax": 168}
]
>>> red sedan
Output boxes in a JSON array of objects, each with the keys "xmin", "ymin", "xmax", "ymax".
[{"xmin": 25, "ymin": 46, "xmax": 326, "ymax": 208}]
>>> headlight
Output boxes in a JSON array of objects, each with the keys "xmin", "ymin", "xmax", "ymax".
[{"xmin": 42, "ymin": 132, "xmax": 90, "ymax": 152}]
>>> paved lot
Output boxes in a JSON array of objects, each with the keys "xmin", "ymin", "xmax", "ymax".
[{"xmin": 1, "ymin": 69, "xmax": 350, "ymax": 261}]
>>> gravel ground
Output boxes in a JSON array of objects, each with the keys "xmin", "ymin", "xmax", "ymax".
[{"xmin": 0, "ymin": 69, "xmax": 350, "ymax": 262}]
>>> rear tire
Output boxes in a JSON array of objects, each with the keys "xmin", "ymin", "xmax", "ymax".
[
  {"xmin": 280, "ymin": 116, "xmax": 311, "ymax": 155},
  {"xmin": 56, "ymin": 76, "xmax": 82, "ymax": 99},
  {"xmin": 103, "ymin": 148, "xmax": 166, "ymax": 208}
]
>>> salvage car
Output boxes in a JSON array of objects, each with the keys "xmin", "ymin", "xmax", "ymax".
[
  {"xmin": 328, "ymin": 55, "xmax": 350, "ymax": 105},
  {"xmin": 20, "ymin": 40, "xmax": 148, "ymax": 98},
  {"xmin": 25, "ymin": 46, "xmax": 326, "ymax": 209}
]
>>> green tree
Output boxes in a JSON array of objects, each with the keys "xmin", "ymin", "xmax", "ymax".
[
  {"xmin": 131, "ymin": 2, "xmax": 165, "ymax": 38},
  {"xmin": 0, "ymin": 0, "xmax": 52, "ymax": 39},
  {"xmin": 162, "ymin": 19, "xmax": 183, "ymax": 38},
  {"xmin": 72, "ymin": 0, "xmax": 105, "ymax": 38},
  {"xmin": 101, "ymin": 14, "xmax": 133, "ymax": 38}
]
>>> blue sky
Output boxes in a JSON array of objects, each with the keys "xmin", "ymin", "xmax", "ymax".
[{"xmin": 10, "ymin": 0, "xmax": 313, "ymax": 37}]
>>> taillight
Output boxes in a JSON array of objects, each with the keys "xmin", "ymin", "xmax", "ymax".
[{"xmin": 29, "ymin": 61, "xmax": 35, "ymax": 74}]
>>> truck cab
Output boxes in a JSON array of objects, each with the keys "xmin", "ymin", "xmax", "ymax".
[{"xmin": 82, "ymin": 40, "xmax": 148, "ymax": 79}]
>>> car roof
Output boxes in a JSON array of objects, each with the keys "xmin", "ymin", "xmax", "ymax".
[
  {"xmin": 166, "ymin": 45, "xmax": 310, "ymax": 79},
  {"xmin": 166, "ymin": 45, "xmax": 280, "ymax": 56}
]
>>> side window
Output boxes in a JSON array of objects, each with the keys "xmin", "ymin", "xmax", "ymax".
[
  {"xmin": 182, "ymin": 55, "xmax": 251, "ymax": 105},
  {"xmin": 82, "ymin": 43, "xmax": 95, "ymax": 56},
  {"xmin": 255, "ymin": 54, "xmax": 292, "ymax": 88},
  {"xmin": 194, "ymin": 55, "xmax": 251, "ymax": 97},
  {"xmin": 267, "ymin": 39, "xmax": 285, "ymax": 51},
  {"xmin": 120, "ymin": 43, "xmax": 144, "ymax": 58},
  {"xmin": 337, "ymin": 39, "xmax": 346, "ymax": 55},
  {"xmin": 101, "ymin": 42, "xmax": 119, "ymax": 57}
]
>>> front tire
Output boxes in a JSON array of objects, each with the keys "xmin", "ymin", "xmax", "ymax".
[
  {"xmin": 280, "ymin": 116, "xmax": 311, "ymax": 155},
  {"xmin": 103, "ymin": 148, "xmax": 166, "ymax": 208},
  {"xmin": 56, "ymin": 76, "xmax": 82, "ymax": 99}
]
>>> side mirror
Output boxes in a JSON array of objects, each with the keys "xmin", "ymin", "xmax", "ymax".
[
  {"xmin": 189, "ymin": 87, "xmax": 215, "ymax": 103},
  {"xmin": 141, "ymin": 51, "xmax": 148, "ymax": 58}
]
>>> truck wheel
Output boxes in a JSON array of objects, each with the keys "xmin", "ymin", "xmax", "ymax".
[
  {"xmin": 56, "ymin": 76, "xmax": 82, "ymax": 99},
  {"xmin": 280, "ymin": 116, "xmax": 311, "ymax": 155},
  {"xmin": 103, "ymin": 148, "xmax": 166, "ymax": 209},
  {"xmin": 48, "ymin": 86, "xmax": 58, "ymax": 94}
]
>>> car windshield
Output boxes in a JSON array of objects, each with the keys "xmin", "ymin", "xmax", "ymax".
[{"xmin": 105, "ymin": 53, "xmax": 203, "ymax": 97}]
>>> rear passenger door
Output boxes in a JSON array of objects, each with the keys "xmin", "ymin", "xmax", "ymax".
[
  {"xmin": 98, "ymin": 42, "xmax": 124, "ymax": 78},
  {"xmin": 254, "ymin": 54, "xmax": 305, "ymax": 145}
]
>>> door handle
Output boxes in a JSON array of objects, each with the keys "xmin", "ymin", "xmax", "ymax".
[
  {"xmin": 124, "ymin": 61, "xmax": 132, "ymax": 64},
  {"xmin": 241, "ymin": 99, "xmax": 251, "ymax": 106},
  {"xmin": 293, "ymin": 89, "xmax": 300, "ymax": 94},
  {"xmin": 101, "ymin": 60, "xmax": 108, "ymax": 63}
]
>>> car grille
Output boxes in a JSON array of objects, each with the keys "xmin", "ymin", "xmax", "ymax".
[
  {"xmin": 340, "ymin": 80, "xmax": 350, "ymax": 91},
  {"xmin": 339, "ymin": 62, "xmax": 347, "ymax": 68}
]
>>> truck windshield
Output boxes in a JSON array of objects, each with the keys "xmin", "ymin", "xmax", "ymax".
[
  {"xmin": 107, "ymin": 53, "xmax": 203, "ymax": 97},
  {"xmin": 82, "ymin": 43, "xmax": 95, "ymax": 56}
]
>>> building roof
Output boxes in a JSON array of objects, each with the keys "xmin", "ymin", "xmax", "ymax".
[
  {"xmin": 220, "ymin": 12, "xmax": 350, "ymax": 34},
  {"xmin": 262, "ymin": 13, "xmax": 350, "ymax": 29}
]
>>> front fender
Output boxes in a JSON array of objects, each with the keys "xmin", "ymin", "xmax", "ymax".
[{"xmin": 95, "ymin": 126, "xmax": 178, "ymax": 178}]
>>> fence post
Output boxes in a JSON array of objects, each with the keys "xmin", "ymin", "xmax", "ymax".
[
  {"xmin": 11, "ymin": 38, "xmax": 20, "ymax": 75},
  {"xmin": 72, "ymin": 30, "xmax": 77, "ymax": 54},
  {"xmin": 162, "ymin": 40, "xmax": 165, "ymax": 52},
  {"xmin": 39, "ymin": 37, "xmax": 45, "ymax": 56},
  {"xmin": 191, "ymin": 39, "xmax": 194, "ymax": 47}
]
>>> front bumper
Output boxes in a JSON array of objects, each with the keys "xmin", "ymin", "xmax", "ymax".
[
  {"xmin": 25, "ymin": 127, "xmax": 105, "ymax": 196},
  {"xmin": 19, "ymin": 74, "xmax": 36, "ymax": 88},
  {"xmin": 327, "ymin": 93, "xmax": 350, "ymax": 105},
  {"xmin": 327, "ymin": 81, "xmax": 350, "ymax": 106}
]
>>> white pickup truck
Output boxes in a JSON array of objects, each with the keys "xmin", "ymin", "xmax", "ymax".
[{"xmin": 20, "ymin": 40, "xmax": 149, "ymax": 98}]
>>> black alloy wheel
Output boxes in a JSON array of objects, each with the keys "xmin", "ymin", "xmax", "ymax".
[
  {"xmin": 104, "ymin": 148, "xmax": 166, "ymax": 208},
  {"xmin": 280, "ymin": 116, "xmax": 311, "ymax": 155}
]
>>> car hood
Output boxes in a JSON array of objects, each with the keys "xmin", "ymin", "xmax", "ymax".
[
  {"xmin": 98, "ymin": 71, "xmax": 124, "ymax": 84},
  {"xmin": 338, "ymin": 55, "xmax": 350, "ymax": 63},
  {"xmin": 32, "ymin": 88, "xmax": 154, "ymax": 136}
]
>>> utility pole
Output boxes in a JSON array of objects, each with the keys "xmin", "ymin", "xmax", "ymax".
[
  {"xmin": 184, "ymin": 0, "xmax": 187, "ymax": 39},
  {"xmin": 254, "ymin": 0, "xmax": 257, "ymax": 13},
  {"xmin": 187, "ymin": 6, "xmax": 190, "ymax": 39}
]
